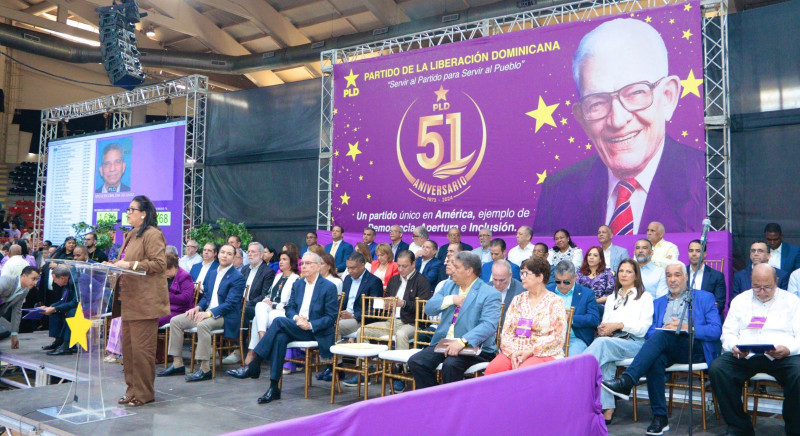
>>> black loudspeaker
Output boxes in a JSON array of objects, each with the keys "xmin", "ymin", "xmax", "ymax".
[{"xmin": 96, "ymin": 1, "xmax": 147, "ymax": 90}]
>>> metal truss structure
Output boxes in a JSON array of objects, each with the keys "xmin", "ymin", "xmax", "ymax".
[
  {"xmin": 33, "ymin": 75, "xmax": 208, "ymax": 247},
  {"xmin": 319, "ymin": 0, "xmax": 731, "ymax": 232}
]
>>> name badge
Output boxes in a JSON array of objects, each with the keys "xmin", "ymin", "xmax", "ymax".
[
  {"xmin": 515, "ymin": 318, "xmax": 533, "ymax": 338},
  {"xmin": 747, "ymin": 316, "xmax": 766, "ymax": 329}
]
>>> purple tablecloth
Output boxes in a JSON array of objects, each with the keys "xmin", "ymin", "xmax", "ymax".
[{"xmin": 225, "ymin": 354, "xmax": 607, "ymax": 436}]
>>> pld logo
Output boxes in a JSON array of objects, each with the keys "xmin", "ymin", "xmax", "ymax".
[
  {"xmin": 396, "ymin": 85, "xmax": 486, "ymax": 203},
  {"xmin": 343, "ymin": 69, "xmax": 359, "ymax": 98}
]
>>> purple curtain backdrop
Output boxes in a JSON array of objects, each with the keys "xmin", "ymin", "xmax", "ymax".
[{"xmin": 225, "ymin": 354, "xmax": 606, "ymax": 436}]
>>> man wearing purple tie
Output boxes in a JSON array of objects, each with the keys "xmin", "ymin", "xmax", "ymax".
[{"xmin": 533, "ymin": 18, "xmax": 705, "ymax": 237}]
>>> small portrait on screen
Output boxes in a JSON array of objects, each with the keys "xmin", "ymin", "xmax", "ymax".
[{"xmin": 95, "ymin": 137, "xmax": 132, "ymax": 194}]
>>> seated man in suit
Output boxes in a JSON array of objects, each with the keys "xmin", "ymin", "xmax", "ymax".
[
  {"xmin": 389, "ymin": 225, "xmax": 410, "ymax": 261},
  {"xmin": 533, "ymin": 242, "xmax": 556, "ymax": 286},
  {"xmin": 190, "ymin": 242, "xmax": 219, "ymax": 288},
  {"xmin": 480, "ymin": 238, "xmax": 521, "ymax": 284},
  {"xmin": 40, "ymin": 266, "xmax": 78, "ymax": 355},
  {"xmin": 227, "ymin": 252, "xmax": 339, "ymax": 404},
  {"xmin": 415, "ymin": 240, "xmax": 442, "ymax": 289},
  {"xmin": 408, "ymin": 251, "xmax": 501, "ymax": 388},
  {"xmin": 326, "ymin": 225, "xmax": 354, "ymax": 273},
  {"xmin": 338, "ymin": 252, "xmax": 383, "ymax": 340},
  {"xmin": 436, "ymin": 227, "xmax": 473, "ymax": 262},
  {"xmin": 732, "ymin": 241, "xmax": 789, "ymax": 302},
  {"xmin": 547, "ymin": 260, "xmax": 600, "ymax": 355},
  {"xmin": 0, "ymin": 266, "xmax": 40, "ymax": 349},
  {"xmin": 598, "ymin": 225, "xmax": 630, "ymax": 273},
  {"xmin": 686, "ymin": 239, "xmax": 726, "ymax": 316},
  {"xmin": 764, "ymin": 222, "xmax": 800, "ymax": 273},
  {"xmin": 159, "ymin": 244, "xmax": 245, "ymax": 382},
  {"xmin": 508, "ymin": 226, "xmax": 534, "ymax": 267},
  {"xmin": 363, "ymin": 226, "xmax": 377, "ymax": 260},
  {"xmin": 300, "ymin": 231, "xmax": 317, "ymax": 256},
  {"xmin": 603, "ymin": 263, "xmax": 721, "ymax": 435},
  {"xmin": 490, "ymin": 259, "xmax": 523, "ymax": 326}
]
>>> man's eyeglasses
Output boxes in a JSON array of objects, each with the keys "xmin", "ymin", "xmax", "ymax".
[
  {"xmin": 554, "ymin": 280, "xmax": 572, "ymax": 285},
  {"xmin": 576, "ymin": 78, "xmax": 664, "ymax": 122}
]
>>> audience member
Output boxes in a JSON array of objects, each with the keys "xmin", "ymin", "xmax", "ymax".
[
  {"xmin": 159, "ymin": 244, "xmax": 245, "ymax": 382},
  {"xmin": 548, "ymin": 260, "xmax": 600, "ymax": 356},
  {"xmin": 603, "ymin": 263, "xmax": 721, "ymax": 433},
  {"xmin": 508, "ymin": 226, "xmax": 534, "ymax": 267},
  {"xmin": 158, "ymin": 252, "xmax": 196, "ymax": 328},
  {"xmin": 436, "ymin": 227, "xmax": 473, "ymax": 261},
  {"xmin": 548, "ymin": 229, "xmax": 583, "ymax": 270},
  {"xmin": 490, "ymin": 260, "xmax": 523, "ymax": 326},
  {"xmin": 189, "ymin": 243, "xmax": 219, "ymax": 289},
  {"xmin": 0, "ymin": 266, "xmax": 40, "ymax": 349},
  {"xmin": 583, "ymin": 259, "xmax": 654, "ymax": 423},
  {"xmin": 598, "ymin": 225, "xmax": 630, "ymax": 272},
  {"xmin": 634, "ymin": 239, "xmax": 668, "ymax": 299},
  {"xmin": 179, "ymin": 239, "xmax": 202, "ymax": 273},
  {"xmin": 362, "ymin": 227, "xmax": 377, "ymax": 260},
  {"xmin": 233, "ymin": 249, "xmax": 245, "ymax": 272},
  {"xmin": 51, "ymin": 237, "xmax": 76, "ymax": 260},
  {"xmin": 533, "ymin": 242, "xmax": 556, "ymax": 286},
  {"xmin": 300, "ymin": 231, "xmax": 318, "ymax": 256},
  {"xmin": 686, "ymin": 239, "xmax": 727, "ymax": 316},
  {"xmin": 263, "ymin": 246, "xmax": 279, "ymax": 272},
  {"xmin": 308, "ymin": 244, "xmax": 325, "ymax": 257},
  {"xmin": 764, "ymin": 222, "xmax": 800, "ymax": 272},
  {"xmin": 228, "ymin": 235, "xmax": 244, "ymax": 260},
  {"xmin": 408, "ymin": 226, "xmax": 428, "ymax": 257},
  {"xmin": 732, "ymin": 241, "xmax": 790, "ymax": 301},
  {"xmin": 436, "ymin": 242, "xmax": 462, "ymax": 288},
  {"xmin": 326, "ymin": 225, "xmax": 354, "ymax": 273},
  {"xmin": 408, "ymin": 252, "xmax": 500, "ymax": 388},
  {"xmin": 370, "ymin": 243, "xmax": 399, "ymax": 288},
  {"xmin": 319, "ymin": 253, "xmax": 343, "ymax": 294},
  {"xmin": 576, "ymin": 246, "xmax": 616, "ymax": 305},
  {"xmin": 282, "ymin": 243, "xmax": 301, "ymax": 263},
  {"xmin": 1, "ymin": 245, "xmax": 30, "ymax": 277},
  {"xmin": 487, "ymin": 257, "xmax": 566, "ymax": 375},
  {"xmin": 81, "ymin": 232, "xmax": 108, "ymax": 263},
  {"xmin": 338, "ymin": 252, "xmax": 383, "ymax": 340},
  {"xmin": 710, "ymin": 263, "xmax": 800, "ymax": 436},
  {"xmin": 480, "ymin": 238, "xmax": 521, "ymax": 283},
  {"xmin": 472, "ymin": 227, "xmax": 493, "ymax": 264},
  {"xmin": 40, "ymin": 266, "xmax": 77, "ymax": 356},
  {"xmin": 355, "ymin": 242, "xmax": 373, "ymax": 263},
  {"xmin": 389, "ymin": 225, "xmax": 409, "ymax": 260},
  {"xmin": 415, "ymin": 240, "xmax": 442, "ymax": 289},
  {"xmin": 647, "ymin": 222, "xmax": 679, "ymax": 268}
]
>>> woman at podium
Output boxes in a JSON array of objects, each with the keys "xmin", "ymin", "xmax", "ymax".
[{"xmin": 109, "ymin": 195, "xmax": 169, "ymax": 407}]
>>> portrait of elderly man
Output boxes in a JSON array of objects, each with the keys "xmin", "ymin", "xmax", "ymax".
[
  {"xmin": 533, "ymin": 18, "xmax": 704, "ymax": 236},
  {"xmin": 96, "ymin": 142, "xmax": 131, "ymax": 193}
]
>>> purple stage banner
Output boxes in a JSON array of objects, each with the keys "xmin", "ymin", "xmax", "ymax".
[
  {"xmin": 226, "ymin": 354, "xmax": 606, "ymax": 436},
  {"xmin": 332, "ymin": 1, "xmax": 705, "ymax": 237}
]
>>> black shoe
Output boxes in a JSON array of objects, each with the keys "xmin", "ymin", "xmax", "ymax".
[
  {"xmin": 157, "ymin": 365, "xmax": 186, "ymax": 377},
  {"xmin": 227, "ymin": 364, "xmax": 260, "ymax": 379},
  {"xmin": 42, "ymin": 340, "xmax": 62, "ymax": 351},
  {"xmin": 185, "ymin": 369, "xmax": 212, "ymax": 382},
  {"xmin": 46, "ymin": 344, "xmax": 74, "ymax": 356},
  {"xmin": 645, "ymin": 415, "xmax": 669, "ymax": 435},
  {"xmin": 602, "ymin": 375, "xmax": 634, "ymax": 400},
  {"xmin": 257, "ymin": 387, "xmax": 281, "ymax": 404},
  {"xmin": 315, "ymin": 366, "xmax": 332, "ymax": 381}
]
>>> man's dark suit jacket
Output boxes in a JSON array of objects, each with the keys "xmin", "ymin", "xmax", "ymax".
[
  {"xmin": 533, "ymin": 137, "xmax": 705, "ymax": 235},
  {"xmin": 392, "ymin": 240, "xmax": 410, "ymax": 261},
  {"xmin": 687, "ymin": 264, "xmax": 727, "ymax": 316},
  {"xmin": 731, "ymin": 265, "xmax": 789, "ymax": 303},
  {"xmin": 241, "ymin": 262, "xmax": 276, "ymax": 320},
  {"xmin": 95, "ymin": 182, "xmax": 130, "ymax": 193},
  {"xmin": 546, "ymin": 283, "xmax": 600, "ymax": 347},
  {"xmin": 776, "ymin": 242, "xmax": 800, "ymax": 273},
  {"xmin": 284, "ymin": 276, "xmax": 339, "ymax": 359},
  {"xmin": 325, "ymin": 241, "xmax": 354, "ymax": 272},
  {"xmin": 341, "ymin": 269, "xmax": 383, "ymax": 322},
  {"xmin": 190, "ymin": 260, "xmax": 219, "ymax": 282},
  {"xmin": 197, "ymin": 267, "xmax": 245, "ymax": 339},
  {"xmin": 384, "ymin": 272, "xmax": 432, "ymax": 325},
  {"xmin": 435, "ymin": 241, "xmax": 473, "ymax": 262},
  {"xmin": 415, "ymin": 257, "xmax": 443, "ymax": 289}
]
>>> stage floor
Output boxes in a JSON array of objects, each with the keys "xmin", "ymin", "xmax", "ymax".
[{"xmin": 0, "ymin": 331, "xmax": 788, "ymax": 436}]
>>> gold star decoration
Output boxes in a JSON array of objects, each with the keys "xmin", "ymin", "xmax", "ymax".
[
  {"xmin": 536, "ymin": 170, "xmax": 547, "ymax": 184},
  {"xmin": 568, "ymin": 137, "xmax": 575, "ymax": 143},
  {"xmin": 344, "ymin": 69, "xmax": 359, "ymax": 88},
  {"xmin": 434, "ymin": 85, "xmax": 449, "ymax": 102},
  {"xmin": 340, "ymin": 192, "xmax": 350, "ymax": 205},
  {"xmin": 333, "ymin": 108, "xmax": 338, "ymax": 115},
  {"xmin": 66, "ymin": 303, "xmax": 93, "ymax": 351},
  {"xmin": 369, "ymin": 160, "xmax": 374, "ymax": 165},
  {"xmin": 555, "ymin": 155, "xmax": 560, "ymax": 160},
  {"xmin": 684, "ymin": 3, "xmax": 692, "ymax": 11},
  {"xmin": 669, "ymin": 18, "xmax": 675, "ymax": 24},
  {"xmin": 645, "ymin": 16, "xmax": 652, "ymax": 23},
  {"xmin": 366, "ymin": 194, "xmax": 372, "ymax": 199},
  {"xmin": 560, "ymin": 117, "xmax": 568, "ymax": 125},
  {"xmin": 365, "ymin": 138, "xmax": 369, "ymax": 142},
  {"xmin": 680, "ymin": 69, "xmax": 704, "ymax": 98},
  {"xmin": 682, "ymin": 130, "xmax": 689, "ymax": 137},
  {"xmin": 525, "ymin": 96, "xmax": 560, "ymax": 133},
  {"xmin": 682, "ymin": 29, "xmax": 693, "ymax": 40},
  {"xmin": 565, "ymin": 100, "xmax": 571, "ymax": 106},
  {"xmin": 358, "ymin": 175, "xmax": 364, "ymax": 181},
  {"xmin": 346, "ymin": 142, "xmax": 362, "ymax": 162},
  {"xmin": 335, "ymin": 183, "xmax": 339, "ymax": 188},
  {"xmin": 585, "ymin": 143, "xmax": 592, "ymax": 150},
  {"xmin": 334, "ymin": 150, "xmax": 340, "ymax": 157}
]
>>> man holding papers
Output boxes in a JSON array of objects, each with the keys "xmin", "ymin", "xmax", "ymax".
[
  {"xmin": 601, "ymin": 262, "xmax": 721, "ymax": 435},
  {"xmin": 709, "ymin": 263, "xmax": 800, "ymax": 436}
]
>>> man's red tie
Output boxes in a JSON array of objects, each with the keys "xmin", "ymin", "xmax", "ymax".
[{"xmin": 609, "ymin": 179, "xmax": 639, "ymax": 235}]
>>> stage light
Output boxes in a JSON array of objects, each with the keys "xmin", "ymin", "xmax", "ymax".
[{"xmin": 145, "ymin": 27, "xmax": 156, "ymax": 38}]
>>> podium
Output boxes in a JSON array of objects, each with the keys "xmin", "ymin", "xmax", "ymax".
[{"xmin": 38, "ymin": 260, "xmax": 144, "ymax": 424}]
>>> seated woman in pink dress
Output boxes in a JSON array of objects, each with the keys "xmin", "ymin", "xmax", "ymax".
[
  {"xmin": 486, "ymin": 256, "xmax": 566, "ymax": 375},
  {"xmin": 370, "ymin": 243, "xmax": 399, "ymax": 288}
]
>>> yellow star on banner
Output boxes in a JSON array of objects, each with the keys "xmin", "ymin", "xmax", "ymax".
[
  {"xmin": 682, "ymin": 130, "xmax": 689, "ymax": 137},
  {"xmin": 585, "ymin": 143, "xmax": 592, "ymax": 150},
  {"xmin": 366, "ymin": 194, "xmax": 372, "ymax": 199},
  {"xmin": 565, "ymin": 100, "xmax": 571, "ymax": 106},
  {"xmin": 365, "ymin": 138, "xmax": 369, "ymax": 142},
  {"xmin": 645, "ymin": 16, "xmax": 652, "ymax": 23},
  {"xmin": 333, "ymin": 108, "xmax": 338, "ymax": 115},
  {"xmin": 560, "ymin": 117, "xmax": 568, "ymax": 125},
  {"xmin": 525, "ymin": 96, "xmax": 560, "ymax": 133},
  {"xmin": 680, "ymin": 69, "xmax": 703, "ymax": 98},
  {"xmin": 669, "ymin": 18, "xmax": 675, "ymax": 24},
  {"xmin": 358, "ymin": 175, "xmax": 364, "ymax": 181},
  {"xmin": 568, "ymin": 137, "xmax": 575, "ymax": 143},
  {"xmin": 334, "ymin": 150, "xmax": 339, "ymax": 157},
  {"xmin": 346, "ymin": 142, "xmax": 361, "ymax": 161},
  {"xmin": 536, "ymin": 170, "xmax": 547, "ymax": 184},
  {"xmin": 682, "ymin": 29, "xmax": 693, "ymax": 40},
  {"xmin": 434, "ymin": 85, "xmax": 449, "ymax": 102},
  {"xmin": 369, "ymin": 160, "xmax": 374, "ymax": 165},
  {"xmin": 340, "ymin": 192, "xmax": 350, "ymax": 205},
  {"xmin": 555, "ymin": 155, "xmax": 560, "ymax": 160},
  {"xmin": 344, "ymin": 69, "xmax": 359, "ymax": 88},
  {"xmin": 66, "ymin": 303, "xmax": 93, "ymax": 351},
  {"xmin": 684, "ymin": 3, "xmax": 692, "ymax": 11}
]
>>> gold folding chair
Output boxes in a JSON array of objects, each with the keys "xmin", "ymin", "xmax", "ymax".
[
  {"xmin": 160, "ymin": 281, "xmax": 202, "ymax": 368},
  {"xmin": 563, "ymin": 307, "xmax": 575, "ymax": 357},
  {"xmin": 378, "ymin": 299, "xmax": 436, "ymax": 395},
  {"xmin": 744, "ymin": 373, "xmax": 784, "ymax": 426},
  {"xmin": 330, "ymin": 296, "xmax": 396, "ymax": 403},
  {"xmin": 703, "ymin": 259, "xmax": 724, "ymax": 273},
  {"xmin": 210, "ymin": 293, "xmax": 248, "ymax": 378},
  {"xmin": 665, "ymin": 362, "xmax": 719, "ymax": 430}
]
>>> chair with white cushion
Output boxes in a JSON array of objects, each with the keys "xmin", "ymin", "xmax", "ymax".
[{"xmin": 378, "ymin": 299, "xmax": 434, "ymax": 395}]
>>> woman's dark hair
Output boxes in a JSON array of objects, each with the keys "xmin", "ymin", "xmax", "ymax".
[
  {"xmin": 579, "ymin": 246, "xmax": 607, "ymax": 276},
  {"xmin": 552, "ymin": 228, "xmax": 576, "ymax": 250},
  {"xmin": 52, "ymin": 236, "xmax": 76, "ymax": 259},
  {"xmin": 131, "ymin": 195, "xmax": 159, "ymax": 238},
  {"xmin": 165, "ymin": 252, "xmax": 179, "ymax": 269},
  {"xmin": 521, "ymin": 256, "xmax": 551, "ymax": 284},
  {"xmin": 14, "ymin": 239, "xmax": 29, "ymax": 257},
  {"xmin": 320, "ymin": 252, "xmax": 340, "ymax": 279},
  {"xmin": 280, "ymin": 250, "xmax": 300, "ymax": 275},
  {"xmin": 613, "ymin": 258, "xmax": 645, "ymax": 300},
  {"xmin": 282, "ymin": 242, "xmax": 300, "ymax": 262}
]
